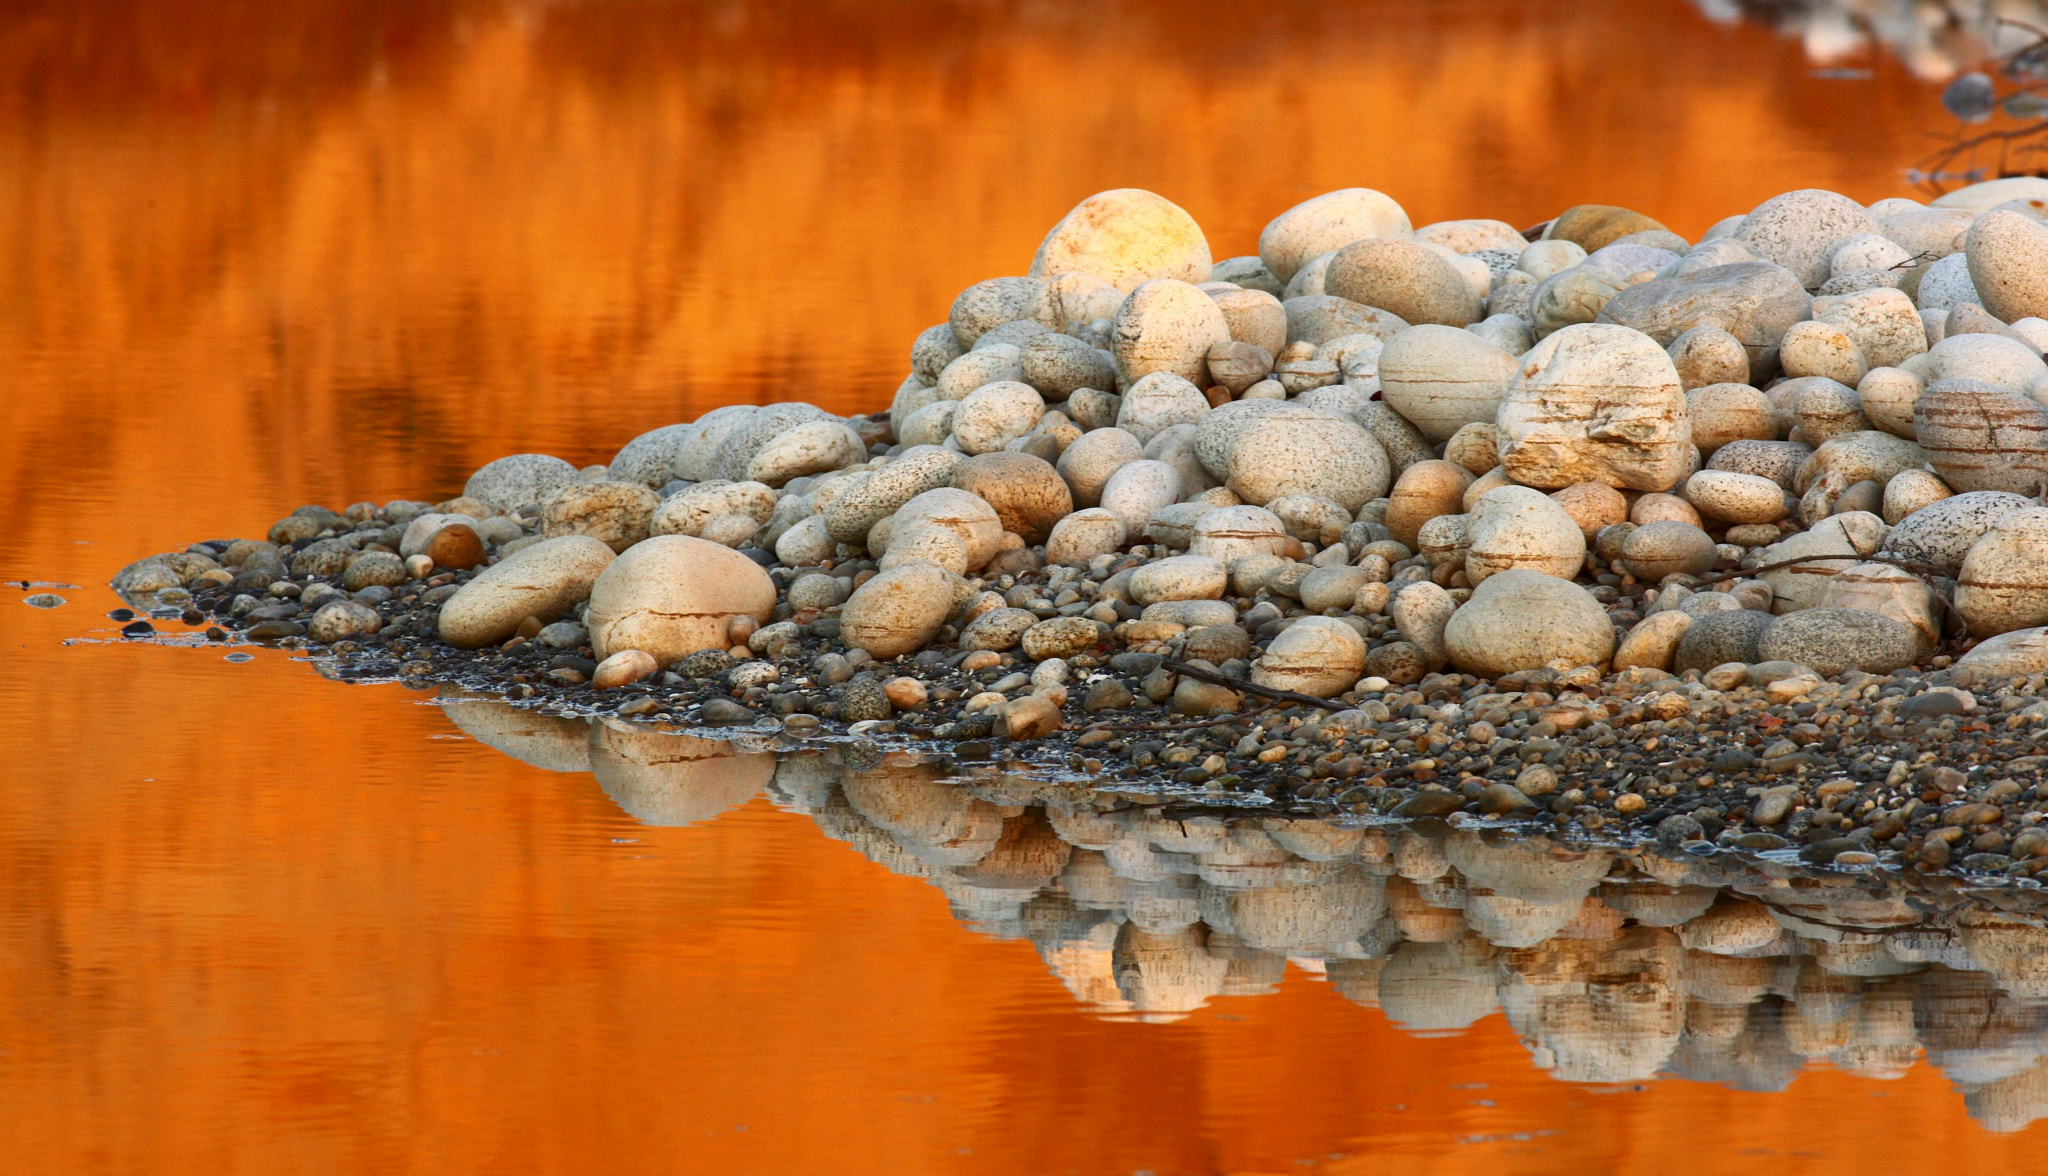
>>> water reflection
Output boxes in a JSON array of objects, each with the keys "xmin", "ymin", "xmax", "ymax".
[
  {"xmin": 445, "ymin": 694, "xmax": 2048, "ymax": 1133},
  {"xmin": 1702, "ymin": 0, "xmax": 2048, "ymax": 77}
]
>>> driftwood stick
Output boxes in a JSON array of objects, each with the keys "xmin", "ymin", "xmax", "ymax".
[{"xmin": 1159, "ymin": 657, "xmax": 1350, "ymax": 712}]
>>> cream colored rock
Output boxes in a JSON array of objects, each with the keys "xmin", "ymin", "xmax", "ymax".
[
  {"xmin": 1630, "ymin": 492, "xmax": 1702, "ymax": 528},
  {"xmin": 1056, "ymin": 427, "xmax": 1144, "ymax": 508},
  {"xmin": 1225, "ymin": 408, "xmax": 1390, "ymax": 512},
  {"xmin": 1354, "ymin": 400, "xmax": 1437, "ymax": 477},
  {"xmin": 1112, "ymin": 280, "xmax": 1231, "ymax": 388},
  {"xmin": 1204, "ymin": 339, "xmax": 1274, "ymax": 394},
  {"xmin": 1416, "ymin": 218, "xmax": 1527, "ymax": 254},
  {"xmin": 1029, "ymin": 271, "xmax": 1123, "ymax": 333},
  {"xmin": 1415, "ymin": 513, "xmax": 1470, "ymax": 569},
  {"xmin": 1685, "ymin": 470, "xmax": 1789, "ymax": 524},
  {"xmin": 935, "ymin": 344, "xmax": 1025, "ymax": 400},
  {"xmin": 953, "ymin": 381, "xmax": 1046, "ymax": 455},
  {"xmin": 1546, "ymin": 482, "xmax": 1626, "ymax": 540},
  {"xmin": 438, "ymin": 536, "xmax": 615, "ymax": 649},
  {"xmin": 1390, "ymin": 581, "xmax": 1456, "ymax": 670},
  {"xmin": 841, "ymin": 561, "xmax": 962, "ymax": 659},
  {"xmin": 1957, "ymin": 508, "xmax": 2048, "ymax": 637},
  {"xmin": 1464, "ymin": 485, "xmax": 1585, "ymax": 584},
  {"xmin": 1265, "ymin": 494, "xmax": 1351, "ymax": 545},
  {"xmin": 1044, "ymin": 508, "xmax": 1128, "ymax": 565},
  {"xmin": 1613, "ymin": 610, "xmax": 1692, "ymax": 672},
  {"xmin": 1686, "ymin": 382, "xmax": 1778, "ymax": 455},
  {"xmin": 1031, "ymin": 189, "xmax": 1212, "ymax": 293},
  {"xmin": 1190, "ymin": 505, "xmax": 1288, "ymax": 565},
  {"xmin": 1966, "ymin": 210, "xmax": 2048, "ymax": 324},
  {"xmin": 1914, "ymin": 378, "xmax": 2048, "ymax": 494},
  {"xmin": 1755, "ymin": 512, "xmax": 1886, "ymax": 613},
  {"xmin": 823, "ymin": 446, "xmax": 964, "ymax": 544},
  {"xmin": 1794, "ymin": 431, "xmax": 1924, "ymax": 496},
  {"xmin": 592, "ymin": 649, "xmax": 659, "ymax": 690},
  {"xmin": 1444, "ymin": 422, "xmax": 1502, "ymax": 474},
  {"xmin": 1129, "ymin": 555, "xmax": 1228, "ymax": 605},
  {"xmin": 1115, "ymin": 371, "xmax": 1210, "ymax": 443},
  {"xmin": 949, "ymin": 276, "xmax": 1043, "ymax": 346},
  {"xmin": 1497, "ymin": 323, "xmax": 1692, "ymax": 491},
  {"xmin": 1856, "ymin": 367, "xmax": 1925, "ymax": 438},
  {"xmin": 1208, "ymin": 287, "xmax": 1289, "ymax": 359},
  {"xmin": 1780, "ymin": 320, "xmax": 1868, "ymax": 388},
  {"xmin": 1877, "ymin": 490, "xmax": 2033, "ymax": 575},
  {"xmin": 1460, "ymin": 467, "xmax": 1515, "ymax": 512},
  {"xmin": 539, "ymin": 480, "xmax": 659, "ymax": 553},
  {"xmin": 1667, "ymin": 324, "xmax": 1751, "ymax": 390},
  {"xmin": 464, "ymin": 453, "xmax": 580, "ymax": 516},
  {"xmin": 1881, "ymin": 469, "xmax": 1953, "ymax": 524},
  {"xmin": 1384, "ymin": 461, "xmax": 1475, "ymax": 547},
  {"xmin": 1621, "ymin": 520, "xmax": 1716, "ymax": 581},
  {"xmin": 1925, "ymin": 332, "xmax": 2048, "ymax": 390},
  {"xmin": 1820, "ymin": 563, "xmax": 1939, "ymax": 651},
  {"xmin": 1954, "ymin": 627, "xmax": 2048, "ymax": 679},
  {"xmin": 1814, "ymin": 286, "xmax": 1928, "ymax": 369},
  {"xmin": 1252, "ymin": 616, "xmax": 1368, "ymax": 698},
  {"xmin": 1785, "ymin": 376, "xmax": 1869, "ymax": 444},
  {"xmin": 1733, "ymin": 188, "xmax": 1879, "ymax": 288},
  {"xmin": 1376, "ymin": 324, "xmax": 1520, "ymax": 442},
  {"xmin": 897, "ymin": 401, "xmax": 958, "ymax": 447},
  {"xmin": 1099, "ymin": 460, "xmax": 1184, "ymax": 534},
  {"xmin": 696, "ymin": 512, "xmax": 760, "ymax": 548},
  {"xmin": 1258, "ymin": 188, "xmax": 1412, "ymax": 284},
  {"xmin": 952, "ymin": 452, "xmax": 1072, "ymax": 545},
  {"xmin": 586, "ymin": 536, "xmax": 776, "ymax": 665},
  {"xmin": 1517, "ymin": 238, "xmax": 1587, "ymax": 281},
  {"xmin": 891, "ymin": 488, "xmax": 1005, "ymax": 570},
  {"xmin": 745, "ymin": 419, "xmax": 867, "ymax": 486},
  {"xmin": 1529, "ymin": 264, "xmax": 1625, "ymax": 339},
  {"xmin": 1324, "ymin": 238, "xmax": 1483, "ymax": 327},
  {"xmin": 1443, "ymin": 569, "xmax": 1615, "ymax": 676}
]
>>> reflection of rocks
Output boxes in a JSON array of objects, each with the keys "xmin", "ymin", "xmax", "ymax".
[
  {"xmin": 1701, "ymin": 0, "xmax": 2048, "ymax": 79},
  {"xmin": 443, "ymin": 698, "xmax": 2048, "ymax": 1131}
]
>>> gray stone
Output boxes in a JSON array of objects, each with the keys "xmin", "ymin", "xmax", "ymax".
[
  {"xmin": 1876, "ymin": 490, "xmax": 2032, "ymax": 575},
  {"xmin": 1596, "ymin": 262, "xmax": 1813, "ymax": 379},
  {"xmin": 1756, "ymin": 608, "xmax": 1919, "ymax": 676},
  {"xmin": 1672, "ymin": 608, "xmax": 1775, "ymax": 673}
]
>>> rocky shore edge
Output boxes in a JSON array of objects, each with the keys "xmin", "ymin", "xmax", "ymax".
[{"xmin": 106, "ymin": 178, "xmax": 2048, "ymax": 885}]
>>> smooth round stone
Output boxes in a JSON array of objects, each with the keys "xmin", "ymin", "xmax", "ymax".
[
  {"xmin": 1622, "ymin": 520, "xmax": 1717, "ymax": 581},
  {"xmin": 670, "ymin": 406, "xmax": 758, "ymax": 483},
  {"xmin": 340, "ymin": 550, "xmax": 406, "ymax": 592},
  {"xmin": 896, "ymin": 401, "xmax": 957, "ymax": 447},
  {"xmin": 951, "ymin": 452, "xmax": 1072, "ymax": 545},
  {"xmin": 910, "ymin": 323, "xmax": 967, "ymax": 384},
  {"xmin": 841, "ymin": 561, "xmax": 961, "ymax": 659},
  {"xmin": 1819, "ymin": 563, "xmax": 1939, "ymax": 651},
  {"xmin": 592, "ymin": 649, "xmax": 659, "ymax": 690},
  {"xmin": 961, "ymin": 607, "xmax": 1038, "ymax": 651},
  {"xmin": 1914, "ymin": 378, "xmax": 2048, "ymax": 493},
  {"xmin": 1686, "ymin": 470, "xmax": 1789, "ymax": 524},
  {"xmin": 1880, "ymin": 468, "xmax": 1954, "ymax": 524},
  {"xmin": 1193, "ymin": 399, "xmax": 1284, "ymax": 480},
  {"xmin": 1283, "ymin": 295, "xmax": 1411, "ymax": 349},
  {"xmin": 1755, "ymin": 512, "xmax": 1885, "ymax": 611},
  {"xmin": 1190, "ymin": 505, "xmax": 1289, "ymax": 565},
  {"xmin": 1856, "ymin": 366, "xmax": 1925, "ymax": 438},
  {"xmin": 1055, "ymin": 427, "xmax": 1144, "ymax": 508},
  {"xmin": 1464, "ymin": 486, "xmax": 1585, "ymax": 583},
  {"xmin": 1112, "ymin": 281, "xmax": 1231, "ymax": 388},
  {"xmin": 1129, "ymin": 554, "xmax": 1228, "ymax": 605},
  {"xmin": 608, "ymin": 423, "xmax": 695, "ymax": 488},
  {"xmin": 1389, "ymin": 580, "xmax": 1456, "ymax": 669},
  {"xmin": 1925, "ymin": 333, "xmax": 2048, "ymax": 390},
  {"xmin": 398, "ymin": 512, "xmax": 478, "ymax": 558},
  {"xmin": 1733, "ymin": 189, "xmax": 1879, "ymax": 289},
  {"xmin": 1516, "ymin": 238, "xmax": 1587, "ymax": 281},
  {"xmin": 1258, "ymin": 188, "xmax": 1411, "ymax": 283},
  {"xmin": 1957, "ymin": 507, "xmax": 2048, "ymax": 636},
  {"xmin": 770, "ymin": 515, "xmax": 832, "ymax": 566},
  {"xmin": 824, "ymin": 447, "xmax": 965, "ymax": 543},
  {"xmin": 1377, "ymin": 325, "xmax": 1519, "ymax": 442},
  {"xmin": 1298, "ymin": 565, "xmax": 1373, "ymax": 613},
  {"xmin": 1443, "ymin": 422, "xmax": 1501, "ymax": 475},
  {"xmin": 1954, "ymin": 627, "xmax": 2048, "ymax": 680},
  {"xmin": 1141, "ymin": 599, "xmax": 1238, "ymax": 627},
  {"xmin": 585, "ymin": 536, "xmax": 777, "ymax": 665},
  {"xmin": 1630, "ymin": 492, "xmax": 1702, "ymax": 528},
  {"xmin": 1442, "ymin": 569, "xmax": 1615, "ymax": 676},
  {"xmin": 1527, "ymin": 263, "xmax": 1624, "ymax": 338},
  {"xmin": 1324, "ymin": 238, "xmax": 1482, "ymax": 327},
  {"xmin": 1031, "ymin": 188, "xmax": 1211, "ymax": 293},
  {"xmin": 1672, "ymin": 608, "xmax": 1774, "ymax": 673},
  {"xmin": 892, "ymin": 488, "xmax": 1004, "ymax": 570},
  {"xmin": 1099, "ymin": 460, "xmax": 1184, "ymax": 534},
  {"xmin": 1265, "ymin": 494, "xmax": 1352, "ymax": 546},
  {"xmin": 1383, "ymin": 461, "xmax": 1473, "ymax": 547},
  {"xmin": 438, "ymin": 535, "xmax": 617, "ymax": 650},
  {"xmin": 1545, "ymin": 205, "xmax": 1669, "ymax": 252},
  {"xmin": 951, "ymin": 381, "xmax": 1046, "ymax": 456},
  {"xmin": 1914, "ymin": 252, "xmax": 1981, "ymax": 315},
  {"xmin": 1209, "ymin": 289, "xmax": 1289, "ymax": 358},
  {"xmin": 1116, "ymin": 371, "xmax": 1210, "ymax": 444},
  {"xmin": 1814, "ymin": 286, "xmax": 1928, "ymax": 370},
  {"xmin": 1225, "ymin": 409, "xmax": 1389, "ymax": 511},
  {"xmin": 1547, "ymin": 482, "xmax": 1627, "ymax": 540},
  {"xmin": 1252, "ymin": 616, "xmax": 1367, "ymax": 698},
  {"xmin": 934, "ymin": 345, "xmax": 1024, "ymax": 400},
  {"xmin": 307, "ymin": 600, "xmax": 381, "ymax": 643},
  {"xmin": 1612, "ymin": 610, "xmax": 1692, "ymax": 672},
  {"xmin": 878, "ymin": 523, "xmax": 970, "ymax": 575},
  {"xmin": 1020, "ymin": 616, "xmax": 1109, "ymax": 661},
  {"xmin": 652, "ymin": 480, "xmax": 776, "ymax": 539},
  {"xmin": 1706, "ymin": 439, "xmax": 1812, "ymax": 490},
  {"xmin": 1596, "ymin": 261, "xmax": 1812, "ymax": 378},
  {"xmin": 708, "ymin": 403, "xmax": 833, "ymax": 482},
  {"xmin": 949, "ymin": 276, "xmax": 1041, "ymax": 347},
  {"xmin": 1019, "ymin": 333, "xmax": 1115, "ymax": 399},
  {"xmin": 1787, "ymin": 373, "xmax": 1870, "ymax": 442},
  {"xmin": 1417, "ymin": 513, "xmax": 1471, "ymax": 568},
  {"xmin": 539, "ymin": 479, "xmax": 660, "ymax": 553},
  {"xmin": 1757, "ymin": 607, "xmax": 1919, "ymax": 676},
  {"xmin": 1966, "ymin": 210, "xmax": 2048, "ymax": 323},
  {"xmin": 744, "ymin": 419, "xmax": 866, "ymax": 486},
  {"xmin": 464, "ymin": 454, "xmax": 580, "ymax": 516},
  {"xmin": 1668, "ymin": 325, "xmax": 1752, "ymax": 391},
  {"xmin": 1496, "ymin": 322, "xmax": 1692, "ymax": 491},
  {"xmin": 1044, "ymin": 508, "xmax": 1128, "ymax": 566},
  {"xmin": 1142, "ymin": 500, "xmax": 1218, "ymax": 549},
  {"xmin": 423, "ymin": 523, "xmax": 487, "ymax": 571}
]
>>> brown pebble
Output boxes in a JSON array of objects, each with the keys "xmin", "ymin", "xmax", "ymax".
[{"xmin": 425, "ymin": 523, "xmax": 487, "ymax": 571}]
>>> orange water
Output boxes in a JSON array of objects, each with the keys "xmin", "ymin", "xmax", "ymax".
[{"xmin": 2, "ymin": 1, "xmax": 2042, "ymax": 1172}]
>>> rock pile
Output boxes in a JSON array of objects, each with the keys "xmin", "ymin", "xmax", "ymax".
[{"xmin": 112, "ymin": 178, "xmax": 2048, "ymax": 876}]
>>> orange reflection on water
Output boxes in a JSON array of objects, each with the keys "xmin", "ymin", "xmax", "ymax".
[{"xmin": 0, "ymin": 1, "xmax": 2039, "ymax": 1172}]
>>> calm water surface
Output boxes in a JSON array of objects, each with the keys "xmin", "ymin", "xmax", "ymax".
[{"xmin": 5, "ymin": 1, "xmax": 2048, "ymax": 1172}]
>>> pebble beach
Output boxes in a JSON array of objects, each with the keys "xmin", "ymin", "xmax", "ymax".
[{"xmin": 107, "ymin": 177, "xmax": 2048, "ymax": 882}]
